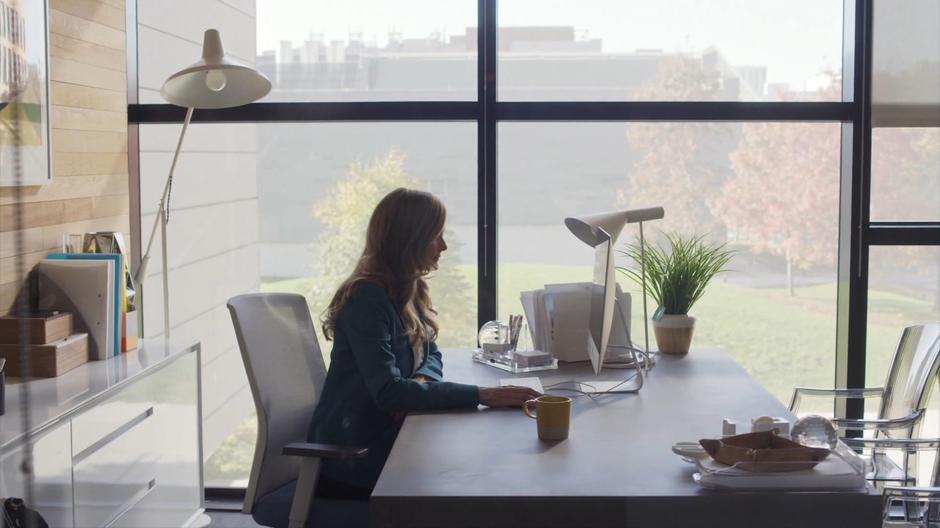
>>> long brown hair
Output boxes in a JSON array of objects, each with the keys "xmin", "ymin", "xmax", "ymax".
[{"xmin": 322, "ymin": 188, "xmax": 445, "ymax": 347}]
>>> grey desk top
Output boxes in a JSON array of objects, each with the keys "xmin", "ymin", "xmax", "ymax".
[
  {"xmin": 0, "ymin": 338, "xmax": 199, "ymax": 452},
  {"xmin": 372, "ymin": 349, "xmax": 881, "ymax": 528}
]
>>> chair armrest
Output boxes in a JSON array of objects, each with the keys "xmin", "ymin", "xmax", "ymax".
[
  {"xmin": 843, "ymin": 436, "xmax": 940, "ymax": 454},
  {"xmin": 831, "ymin": 409, "xmax": 924, "ymax": 431},
  {"xmin": 884, "ymin": 485, "xmax": 940, "ymax": 499},
  {"xmin": 282, "ymin": 442, "xmax": 368, "ymax": 460},
  {"xmin": 789, "ymin": 386, "xmax": 884, "ymax": 411}
]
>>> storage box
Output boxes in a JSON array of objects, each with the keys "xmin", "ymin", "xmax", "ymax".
[
  {"xmin": 0, "ymin": 311, "xmax": 73, "ymax": 345},
  {"xmin": 0, "ymin": 333, "xmax": 89, "ymax": 378}
]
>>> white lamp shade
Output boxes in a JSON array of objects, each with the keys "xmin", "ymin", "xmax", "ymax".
[
  {"xmin": 565, "ymin": 207, "xmax": 665, "ymax": 247},
  {"xmin": 160, "ymin": 29, "xmax": 271, "ymax": 109}
]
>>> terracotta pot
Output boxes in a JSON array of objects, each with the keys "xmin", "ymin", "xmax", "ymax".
[{"xmin": 653, "ymin": 314, "xmax": 695, "ymax": 354}]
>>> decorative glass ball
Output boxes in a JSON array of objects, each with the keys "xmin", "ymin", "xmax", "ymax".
[
  {"xmin": 478, "ymin": 320, "xmax": 510, "ymax": 347},
  {"xmin": 791, "ymin": 415, "xmax": 839, "ymax": 449}
]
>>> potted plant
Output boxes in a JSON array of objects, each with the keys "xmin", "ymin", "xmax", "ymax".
[{"xmin": 617, "ymin": 233, "xmax": 733, "ymax": 354}]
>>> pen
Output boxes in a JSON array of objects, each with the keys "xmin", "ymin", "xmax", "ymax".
[{"xmin": 510, "ymin": 315, "xmax": 521, "ymax": 351}]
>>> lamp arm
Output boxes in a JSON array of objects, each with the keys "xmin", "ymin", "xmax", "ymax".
[
  {"xmin": 135, "ymin": 107, "xmax": 195, "ymax": 281},
  {"xmin": 133, "ymin": 107, "xmax": 194, "ymax": 339}
]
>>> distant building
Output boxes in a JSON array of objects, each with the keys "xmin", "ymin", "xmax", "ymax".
[
  {"xmin": 0, "ymin": 0, "xmax": 28, "ymax": 103},
  {"xmin": 255, "ymin": 27, "xmax": 772, "ymax": 277},
  {"xmin": 259, "ymin": 26, "xmax": 768, "ymax": 102}
]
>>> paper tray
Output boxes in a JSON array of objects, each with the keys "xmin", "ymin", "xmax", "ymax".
[
  {"xmin": 693, "ymin": 443, "xmax": 867, "ymax": 491},
  {"xmin": 471, "ymin": 349, "xmax": 558, "ymax": 373}
]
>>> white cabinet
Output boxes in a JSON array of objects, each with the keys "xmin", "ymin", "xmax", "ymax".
[
  {"xmin": 0, "ymin": 423, "xmax": 74, "ymax": 527},
  {"xmin": 0, "ymin": 340, "xmax": 202, "ymax": 527}
]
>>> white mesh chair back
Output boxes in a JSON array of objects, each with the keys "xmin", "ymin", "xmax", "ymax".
[
  {"xmin": 878, "ymin": 323, "xmax": 940, "ymax": 438},
  {"xmin": 228, "ymin": 293, "xmax": 328, "ymax": 513}
]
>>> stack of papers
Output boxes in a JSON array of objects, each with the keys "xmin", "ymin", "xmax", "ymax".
[
  {"xmin": 520, "ymin": 283, "xmax": 631, "ymax": 363},
  {"xmin": 499, "ymin": 377, "xmax": 545, "ymax": 393},
  {"xmin": 512, "ymin": 349, "xmax": 554, "ymax": 368},
  {"xmin": 38, "ymin": 259, "xmax": 116, "ymax": 360}
]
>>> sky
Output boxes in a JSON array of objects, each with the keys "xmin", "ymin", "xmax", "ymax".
[{"xmin": 256, "ymin": 0, "xmax": 845, "ymax": 91}]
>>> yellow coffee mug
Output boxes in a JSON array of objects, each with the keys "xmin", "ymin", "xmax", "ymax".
[{"xmin": 523, "ymin": 395, "xmax": 572, "ymax": 441}]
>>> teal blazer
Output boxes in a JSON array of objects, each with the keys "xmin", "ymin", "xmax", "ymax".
[{"xmin": 307, "ymin": 281, "xmax": 480, "ymax": 490}]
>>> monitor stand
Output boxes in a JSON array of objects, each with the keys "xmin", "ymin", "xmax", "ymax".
[
  {"xmin": 581, "ymin": 298, "xmax": 648, "ymax": 394},
  {"xmin": 602, "ymin": 295, "xmax": 656, "ymax": 370}
]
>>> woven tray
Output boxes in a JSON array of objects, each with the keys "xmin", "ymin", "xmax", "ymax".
[{"xmin": 699, "ymin": 430, "xmax": 830, "ymax": 473}]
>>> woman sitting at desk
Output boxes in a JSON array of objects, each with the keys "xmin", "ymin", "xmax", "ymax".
[{"xmin": 308, "ymin": 187, "xmax": 541, "ymax": 498}]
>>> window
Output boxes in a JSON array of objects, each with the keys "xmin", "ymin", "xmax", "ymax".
[
  {"xmin": 131, "ymin": 0, "xmax": 932, "ymax": 493},
  {"xmin": 138, "ymin": 121, "xmax": 476, "ymax": 486},
  {"xmin": 499, "ymin": 122, "xmax": 841, "ymax": 403},
  {"xmin": 497, "ymin": 0, "xmax": 843, "ymax": 102},
  {"xmin": 137, "ymin": 1, "xmax": 477, "ymax": 104}
]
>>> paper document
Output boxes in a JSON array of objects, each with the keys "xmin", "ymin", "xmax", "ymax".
[
  {"xmin": 499, "ymin": 377, "xmax": 545, "ymax": 393},
  {"xmin": 39, "ymin": 259, "xmax": 115, "ymax": 359},
  {"xmin": 544, "ymin": 283, "xmax": 592, "ymax": 362}
]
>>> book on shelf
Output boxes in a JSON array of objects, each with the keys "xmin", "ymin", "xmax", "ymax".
[
  {"xmin": 38, "ymin": 259, "xmax": 115, "ymax": 360},
  {"xmin": 47, "ymin": 253, "xmax": 124, "ymax": 355}
]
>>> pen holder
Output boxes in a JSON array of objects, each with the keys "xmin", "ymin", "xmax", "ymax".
[{"xmin": 482, "ymin": 342, "xmax": 514, "ymax": 355}]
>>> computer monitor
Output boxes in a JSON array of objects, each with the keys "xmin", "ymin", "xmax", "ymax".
[
  {"xmin": 585, "ymin": 236, "xmax": 636, "ymax": 371},
  {"xmin": 576, "ymin": 237, "xmax": 645, "ymax": 394},
  {"xmin": 586, "ymin": 237, "xmax": 616, "ymax": 375}
]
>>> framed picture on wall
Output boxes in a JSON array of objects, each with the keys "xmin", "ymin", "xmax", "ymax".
[{"xmin": 0, "ymin": 0, "xmax": 51, "ymax": 186}]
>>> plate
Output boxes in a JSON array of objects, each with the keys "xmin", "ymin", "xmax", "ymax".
[{"xmin": 672, "ymin": 441, "xmax": 708, "ymax": 463}]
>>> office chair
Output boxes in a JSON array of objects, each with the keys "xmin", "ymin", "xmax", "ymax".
[
  {"xmin": 228, "ymin": 293, "xmax": 369, "ymax": 528},
  {"xmin": 791, "ymin": 323, "xmax": 940, "ymax": 527},
  {"xmin": 790, "ymin": 323, "xmax": 940, "ymax": 487},
  {"xmin": 790, "ymin": 323, "xmax": 940, "ymax": 485}
]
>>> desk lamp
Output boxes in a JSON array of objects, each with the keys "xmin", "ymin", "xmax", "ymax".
[
  {"xmin": 134, "ymin": 29, "xmax": 271, "ymax": 338},
  {"xmin": 564, "ymin": 206, "xmax": 665, "ymax": 358}
]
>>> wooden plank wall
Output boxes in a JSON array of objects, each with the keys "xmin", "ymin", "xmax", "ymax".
[{"xmin": 0, "ymin": 0, "xmax": 128, "ymax": 314}]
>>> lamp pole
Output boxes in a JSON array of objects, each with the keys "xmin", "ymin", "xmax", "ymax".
[
  {"xmin": 136, "ymin": 106, "xmax": 194, "ymax": 338},
  {"xmin": 638, "ymin": 220, "xmax": 650, "ymax": 356}
]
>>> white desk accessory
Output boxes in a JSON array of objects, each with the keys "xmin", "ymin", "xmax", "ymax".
[
  {"xmin": 564, "ymin": 206, "xmax": 664, "ymax": 366},
  {"xmin": 38, "ymin": 259, "xmax": 115, "ymax": 359},
  {"xmin": 722, "ymin": 418, "xmax": 738, "ymax": 437},
  {"xmin": 751, "ymin": 415, "xmax": 791, "ymax": 436},
  {"xmin": 721, "ymin": 416, "xmax": 791, "ymax": 437}
]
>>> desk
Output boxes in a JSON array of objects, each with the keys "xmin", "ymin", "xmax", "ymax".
[{"xmin": 372, "ymin": 349, "xmax": 881, "ymax": 528}]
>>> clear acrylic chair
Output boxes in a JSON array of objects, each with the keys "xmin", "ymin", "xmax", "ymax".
[
  {"xmin": 228, "ymin": 292, "xmax": 369, "ymax": 528},
  {"xmin": 790, "ymin": 323, "xmax": 940, "ymax": 487}
]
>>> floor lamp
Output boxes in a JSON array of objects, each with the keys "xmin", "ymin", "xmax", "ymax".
[
  {"xmin": 134, "ymin": 29, "xmax": 271, "ymax": 338},
  {"xmin": 564, "ymin": 206, "xmax": 665, "ymax": 362}
]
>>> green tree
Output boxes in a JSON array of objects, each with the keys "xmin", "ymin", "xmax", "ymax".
[
  {"xmin": 620, "ymin": 57, "xmax": 733, "ymax": 239},
  {"xmin": 714, "ymin": 121, "xmax": 840, "ymax": 295},
  {"xmin": 307, "ymin": 149, "xmax": 476, "ymax": 348},
  {"xmin": 714, "ymin": 76, "xmax": 843, "ymax": 296}
]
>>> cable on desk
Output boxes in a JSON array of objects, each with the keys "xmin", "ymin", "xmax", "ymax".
[{"xmin": 544, "ymin": 372, "xmax": 639, "ymax": 401}]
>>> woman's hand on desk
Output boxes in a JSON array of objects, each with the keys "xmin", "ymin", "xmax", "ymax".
[{"xmin": 479, "ymin": 386, "xmax": 542, "ymax": 408}]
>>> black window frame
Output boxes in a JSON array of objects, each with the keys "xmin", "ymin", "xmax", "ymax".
[{"xmin": 126, "ymin": 0, "xmax": 940, "ymax": 495}]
